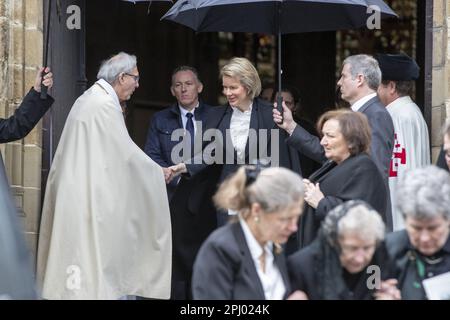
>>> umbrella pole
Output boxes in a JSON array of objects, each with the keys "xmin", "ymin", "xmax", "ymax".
[
  {"xmin": 41, "ymin": 0, "xmax": 52, "ymax": 99},
  {"xmin": 276, "ymin": 3, "xmax": 283, "ymax": 119}
]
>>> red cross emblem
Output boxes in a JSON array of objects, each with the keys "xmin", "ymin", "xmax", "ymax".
[{"xmin": 389, "ymin": 133, "xmax": 406, "ymax": 177}]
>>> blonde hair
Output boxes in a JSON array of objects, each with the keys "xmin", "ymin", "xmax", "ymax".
[
  {"xmin": 213, "ymin": 166, "xmax": 304, "ymax": 218},
  {"xmin": 220, "ymin": 57, "xmax": 262, "ymax": 99}
]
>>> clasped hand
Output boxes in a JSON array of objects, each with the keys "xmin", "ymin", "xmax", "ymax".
[{"xmin": 162, "ymin": 163, "xmax": 187, "ymax": 184}]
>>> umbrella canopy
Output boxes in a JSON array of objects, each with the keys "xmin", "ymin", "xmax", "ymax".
[
  {"xmin": 162, "ymin": 0, "xmax": 397, "ymax": 34},
  {"xmin": 162, "ymin": 0, "xmax": 397, "ymax": 110}
]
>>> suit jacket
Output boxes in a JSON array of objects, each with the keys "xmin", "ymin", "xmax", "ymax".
[
  {"xmin": 192, "ymin": 222, "xmax": 291, "ymax": 300},
  {"xmin": 0, "ymin": 88, "xmax": 54, "ymax": 143},
  {"xmin": 144, "ymin": 102, "xmax": 211, "ymax": 198},
  {"xmin": 299, "ymin": 154, "xmax": 387, "ymax": 248}
]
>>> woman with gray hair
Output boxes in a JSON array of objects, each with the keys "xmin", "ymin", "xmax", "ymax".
[
  {"xmin": 191, "ymin": 165, "xmax": 304, "ymax": 300},
  {"xmin": 386, "ymin": 165, "xmax": 450, "ymax": 299},
  {"xmin": 288, "ymin": 200, "xmax": 400, "ymax": 300}
]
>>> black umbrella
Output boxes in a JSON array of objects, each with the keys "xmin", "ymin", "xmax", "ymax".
[{"xmin": 162, "ymin": 0, "xmax": 397, "ymax": 110}]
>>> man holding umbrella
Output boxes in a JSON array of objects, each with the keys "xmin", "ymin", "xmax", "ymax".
[{"xmin": 274, "ymin": 54, "xmax": 394, "ymax": 230}]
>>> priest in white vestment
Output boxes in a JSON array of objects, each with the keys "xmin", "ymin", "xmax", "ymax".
[
  {"xmin": 376, "ymin": 53, "xmax": 430, "ymax": 231},
  {"xmin": 37, "ymin": 52, "xmax": 172, "ymax": 300}
]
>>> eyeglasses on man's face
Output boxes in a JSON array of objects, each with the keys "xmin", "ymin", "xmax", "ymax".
[{"xmin": 124, "ymin": 73, "xmax": 140, "ymax": 82}]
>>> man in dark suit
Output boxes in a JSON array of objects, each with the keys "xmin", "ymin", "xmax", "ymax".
[
  {"xmin": 144, "ymin": 66, "xmax": 215, "ymax": 300},
  {"xmin": 144, "ymin": 66, "xmax": 210, "ymax": 199},
  {"xmin": 274, "ymin": 54, "xmax": 394, "ymax": 230},
  {"xmin": 1, "ymin": 67, "xmax": 53, "ymax": 299}
]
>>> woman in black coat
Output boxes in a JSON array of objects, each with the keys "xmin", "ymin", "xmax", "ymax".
[
  {"xmin": 298, "ymin": 109, "xmax": 387, "ymax": 248},
  {"xmin": 287, "ymin": 201, "xmax": 399, "ymax": 300}
]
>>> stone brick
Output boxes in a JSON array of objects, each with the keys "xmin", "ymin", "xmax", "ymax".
[
  {"xmin": 3, "ymin": 141, "xmax": 23, "ymax": 185},
  {"xmin": 12, "ymin": 0, "xmax": 23, "ymax": 25},
  {"xmin": 11, "ymin": 65, "xmax": 24, "ymax": 100},
  {"xmin": 432, "ymin": 68, "xmax": 446, "ymax": 107},
  {"xmin": 11, "ymin": 24, "xmax": 24, "ymax": 65},
  {"xmin": 432, "ymin": 105, "xmax": 445, "ymax": 147},
  {"xmin": 0, "ymin": 18, "xmax": 9, "ymax": 61},
  {"xmin": 433, "ymin": 28, "xmax": 445, "ymax": 67},
  {"xmin": 22, "ymin": 188, "xmax": 41, "ymax": 233},
  {"xmin": 432, "ymin": 146, "xmax": 442, "ymax": 163},
  {"xmin": 434, "ymin": 0, "xmax": 445, "ymax": 28},
  {"xmin": 24, "ymin": 120, "xmax": 42, "ymax": 146},
  {"xmin": 25, "ymin": 0, "xmax": 41, "ymax": 29},
  {"xmin": 23, "ymin": 145, "xmax": 41, "ymax": 188},
  {"xmin": 24, "ymin": 29, "xmax": 42, "ymax": 67}
]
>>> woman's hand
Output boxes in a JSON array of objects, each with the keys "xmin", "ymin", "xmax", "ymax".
[
  {"xmin": 303, "ymin": 179, "xmax": 324, "ymax": 209},
  {"xmin": 373, "ymin": 279, "xmax": 401, "ymax": 300}
]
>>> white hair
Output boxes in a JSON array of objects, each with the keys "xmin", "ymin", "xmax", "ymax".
[
  {"xmin": 97, "ymin": 52, "xmax": 137, "ymax": 84},
  {"xmin": 397, "ymin": 165, "xmax": 450, "ymax": 220},
  {"xmin": 343, "ymin": 54, "xmax": 381, "ymax": 91}
]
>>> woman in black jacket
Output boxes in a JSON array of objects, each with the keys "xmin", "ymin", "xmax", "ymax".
[{"xmin": 297, "ymin": 109, "xmax": 387, "ymax": 248}]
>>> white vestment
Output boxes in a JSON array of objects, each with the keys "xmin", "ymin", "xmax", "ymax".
[
  {"xmin": 37, "ymin": 81, "xmax": 172, "ymax": 299},
  {"xmin": 387, "ymin": 96, "xmax": 430, "ymax": 230}
]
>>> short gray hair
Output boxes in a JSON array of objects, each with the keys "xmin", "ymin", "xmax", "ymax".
[
  {"xmin": 220, "ymin": 57, "xmax": 262, "ymax": 100},
  {"xmin": 97, "ymin": 52, "xmax": 137, "ymax": 84},
  {"xmin": 397, "ymin": 166, "xmax": 450, "ymax": 220},
  {"xmin": 322, "ymin": 201, "xmax": 385, "ymax": 248},
  {"xmin": 343, "ymin": 54, "xmax": 381, "ymax": 91}
]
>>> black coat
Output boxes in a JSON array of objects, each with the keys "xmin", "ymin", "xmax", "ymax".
[
  {"xmin": 299, "ymin": 153, "xmax": 387, "ymax": 248},
  {"xmin": 192, "ymin": 222, "xmax": 291, "ymax": 300},
  {"xmin": 287, "ymin": 239, "xmax": 396, "ymax": 300},
  {"xmin": 0, "ymin": 88, "xmax": 53, "ymax": 299},
  {"xmin": 386, "ymin": 230, "xmax": 450, "ymax": 300},
  {"xmin": 0, "ymin": 88, "xmax": 53, "ymax": 143}
]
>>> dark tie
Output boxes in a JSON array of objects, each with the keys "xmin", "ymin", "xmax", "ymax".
[{"xmin": 186, "ymin": 112, "xmax": 195, "ymax": 155}]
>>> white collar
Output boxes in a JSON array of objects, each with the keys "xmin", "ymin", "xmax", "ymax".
[
  {"xmin": 96, "ymin": 79, "xmax": 121, "ymax": 111},
  {"xmin": 178, "ymin": 102, "xmax": 199, "ymax": 117},
  {"xmin": 386, "ymin": 95, "xmax": 413, "ymax": 110},
  {"xmin": 231, "ymin": 102, "xmax": 253, "ymax": 114},
  {"xmin": 351, "ymin": 92, "xmax": 377, "ymax": 112},
  {"xmin": 239, "ymin": 218, "xmax": 273, "ymax": 261}
]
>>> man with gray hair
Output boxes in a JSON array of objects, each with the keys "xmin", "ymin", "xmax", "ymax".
[
  {"xmin": 274, "ymin": 54, "xmax": 395, "ymax": 229},
  {"xmin": 386, "ymin": 165, "xmax": 450, "ymax": 299},
  {"xmin": 37, "ymin": 52, "xmax": 172, "ymax": 300}
]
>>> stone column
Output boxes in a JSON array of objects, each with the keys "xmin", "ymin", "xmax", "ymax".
[{"xmin": 0, "ymin": 0, "xmax": 44, "ymax": 268}]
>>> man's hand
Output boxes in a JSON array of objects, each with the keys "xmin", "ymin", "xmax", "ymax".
[
  {"xmin": 373, "ymin": 279, "xmax": 401, "ymax": 300},
  {"xmin": 273, "ymin": 101, "xmax": 297, "ymax": 135},
  {"xmin": 165, "ymin": 163, "xmax": 187, "ymax": 184},
  {"xmin": 34, "ymin": 67, "xmax": 53, "ymax": 92}
]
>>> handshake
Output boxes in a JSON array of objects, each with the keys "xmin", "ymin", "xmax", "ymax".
[{"xmin": 162, "ymin": 163, "xmax": 187, "ymax": 184}]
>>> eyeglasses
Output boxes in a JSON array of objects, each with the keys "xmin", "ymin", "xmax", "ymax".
[{"xmin": 124, "ymin": 73, "xmax": 140, "ymax": 82}]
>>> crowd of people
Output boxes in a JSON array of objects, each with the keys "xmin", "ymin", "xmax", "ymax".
[{"xmin": 1, "ymin": 50, "xmax": 450, "ymax": 300}]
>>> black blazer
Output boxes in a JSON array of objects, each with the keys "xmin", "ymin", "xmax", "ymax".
[{"xmin": 192, "ymin": 222, "xmax": 291, "ymax": 300}]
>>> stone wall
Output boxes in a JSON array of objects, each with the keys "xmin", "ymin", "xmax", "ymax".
[
  {"xmin": 0, "ymin": 0, "xmax": 44, "ymax": 267},
  {"xmin": 433, "ymin": 0, "xmax": 450, "ymax": 160}
]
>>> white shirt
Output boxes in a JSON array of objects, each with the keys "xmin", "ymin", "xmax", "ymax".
[
  {"xmin": 239, "ymin": 219, "xmax": 286, "ymax": 300},
  {"xmin": 96, "ymin": 79, "xmax": 121, "ymax": 111},
  {"xmin": 230, "ymin": 103, "xmax": 253, "ymax": 161},
  {"xmin": 179, "ymin": 103, "xmax": 199, "ymax": 134},
  {"xmin": 351, "ymin": 92, "xmax": 377, "ymax": 112}
]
